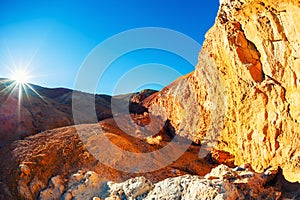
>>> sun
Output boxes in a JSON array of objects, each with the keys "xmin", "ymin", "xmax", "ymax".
[
  {"xmin": 11, "ymin": 69, "xmax": 30, "ymax": 84},
  {"xmin": 3, "ymin": 67, "xmax": 46, "ymax": 121}
]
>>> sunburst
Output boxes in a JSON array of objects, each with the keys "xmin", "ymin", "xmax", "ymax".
[
  {"xmin": 10, "ymin": 69, "xmax": 46, "ymax": 101},
  {"xmin": 0, "ymin": 46, "xmax": 48, "ymax": 131},
  {"xmin": 11, "ymin": 69, "xmax": 30, "ymax": 85},
  {"xmin": 2, "ymin": 68, "xmax": 47, "ymax": 117}
]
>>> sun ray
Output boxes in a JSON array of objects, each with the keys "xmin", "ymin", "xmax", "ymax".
[
  {"xmin": 6, "ymin": 47, "xmax": 19, "ymax": 72},
  {"xmin": 0, "ymin": 81, "xmax": 15, "ymax": 95},
  {"xmin": 5, "ymin": 82, "xmax": 19, "ymax": 104},
  {"xmin": 22, "ymin": 84, "xmax": 32, "ymax": 105},
  {"xmin": 24, "ymin": 46, "xmax": 40, "ymax": 72},
  {"xmin": 25, "ymin": 83, "xmax": 49, "ymax": 104},
  {"xmin": 18, "ymin": 83, "xmax": 22, "ymax": 125}
]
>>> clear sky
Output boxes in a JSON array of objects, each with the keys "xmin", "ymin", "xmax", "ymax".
[{"xmin": 0, "ymin": 0, "xmax": 219, "ymax": 95}]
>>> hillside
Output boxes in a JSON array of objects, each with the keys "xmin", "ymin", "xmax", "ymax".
[{"xmin": 0, "ymin": 78, "xmax": 156, "ymax": 147}]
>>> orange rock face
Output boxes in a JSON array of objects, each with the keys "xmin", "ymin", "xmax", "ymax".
[
  {"xmin": 145, "ymin": 0, "xmax": 300, "ymax": 182},
  {"xmin": 204, "ymin": 0, "xmax": 300, "ymax": 182}
]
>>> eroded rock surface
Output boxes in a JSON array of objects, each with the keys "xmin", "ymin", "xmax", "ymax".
[
  {"xmin": 204, "ymin": 0, "xmax": 300, "ymax": 183},
  {"xmin": 144, "ymin": 0, "xmax": 300, "ymax": 182}
]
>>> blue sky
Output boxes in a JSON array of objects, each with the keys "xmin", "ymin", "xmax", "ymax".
[{"xmin": 0, "ymin": 0, "xmax": 219, "ymax": 95}]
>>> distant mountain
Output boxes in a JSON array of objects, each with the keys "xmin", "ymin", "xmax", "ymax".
[{"xmin": 0, "ymin": 78, "xmax": 157, "ymax": 147}]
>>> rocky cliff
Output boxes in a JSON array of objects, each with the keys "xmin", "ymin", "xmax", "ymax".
[{"xmin": 145, "ymin": 0, "xmax": 300, "ymax": 182}]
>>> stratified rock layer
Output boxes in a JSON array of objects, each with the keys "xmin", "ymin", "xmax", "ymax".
[{"xmin": 145, "ymin": 0, "xmax": 300, "ymax": 182}]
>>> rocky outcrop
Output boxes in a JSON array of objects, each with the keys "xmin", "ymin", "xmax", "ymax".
[
  {"xmin": 38, "ymin": 164, "xmax": 299, "ymax": 199},
  {"xmin": 144, "ymin": 0, "xmax": 300, "ymax": 182}
]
